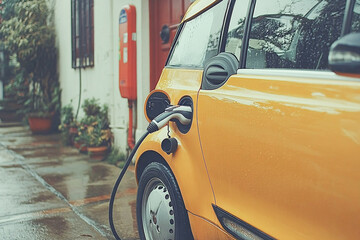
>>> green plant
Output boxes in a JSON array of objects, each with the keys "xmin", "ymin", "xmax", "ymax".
[
  {"xmin": 58, "ymin": 105, "xmax": 76, "ymax": 145},
  {"xmin": 0, "ymin": 0, "xmax": 59, "ymax": 118},
  {"xmin": 76, "ymin": 99, "xmax": 112, "ymax": 147},
  {"xmin": 105, "ymin": 147, "xmax": 127, "ymax": 168},
  {"xmin": 74, "ymin": 129, "xmax": 89, "ymax": 145},
  {"xmin": 61, "ymin": 104, "xmax": 75, "ymax": 125},
  {"xmin": 4, "ymin": 69, "xmax": 27, "ymax": 101},
  {"xmin": 82, "ymin": 98, "xmax": 101, "ymax": 116},
  {"xmin": 83, "ymin": 117, "xmax": 113, "ymax": 147}
]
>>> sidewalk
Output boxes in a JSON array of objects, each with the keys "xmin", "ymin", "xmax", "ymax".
[{"xmin": 0, "ymin": 125, "xmax": 139, "ymax": 240}]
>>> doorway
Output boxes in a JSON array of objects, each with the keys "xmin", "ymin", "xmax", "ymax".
[{"xmin": 149, "ymin": 0, "xmax": 193, "ymax": 91}]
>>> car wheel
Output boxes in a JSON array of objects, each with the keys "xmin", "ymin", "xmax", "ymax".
[{"xmin": 136, "ymin": 162, "xmax": 193, "ymax": 240}]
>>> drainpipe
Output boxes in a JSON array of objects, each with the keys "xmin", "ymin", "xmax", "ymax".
[{"xmin": 127, "ymin": 100, "xmax": 136, "ymax": 149}]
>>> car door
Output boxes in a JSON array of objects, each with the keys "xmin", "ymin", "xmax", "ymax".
[
  {"xmin": 197, "ymin": 0, "xmax": 360, "ymax": 239},
  {"xmin": 152, "ymin": 0, "xmax": 230, "ymax": 226}
]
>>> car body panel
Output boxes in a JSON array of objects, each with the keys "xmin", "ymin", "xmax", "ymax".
[
  {"xmin": 188, "ymin": 212, "xmax": 235, "ymax": 240},
  {"xmin": 135, "ymin": 68, "xmax": 219, "ymax": 225},
  {"xmin": 135, "ymin": 0, "xmax": 360, "ymax": 238},
  {"xmin": 197, "ymin": 69, "xmax": 360, "ymax": 239}
]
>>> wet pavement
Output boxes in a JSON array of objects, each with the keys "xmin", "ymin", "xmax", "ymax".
[{"xmin": 0, "ymin": 125, "xmax": 139, "ymax": 240}]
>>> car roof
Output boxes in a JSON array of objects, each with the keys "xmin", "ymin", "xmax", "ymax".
[{"xmin": 182, "ymin": 0, "xmax": 221, "ymax": 22}]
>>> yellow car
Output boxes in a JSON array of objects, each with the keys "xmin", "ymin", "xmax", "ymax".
[{"xmin": 135, "ymin": 0, "xmax": 360, "ymax": 239}]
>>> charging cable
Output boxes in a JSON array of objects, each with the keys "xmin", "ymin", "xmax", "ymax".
[{"xmin": 109, "ymin": 105, "xmax": 192, "ymax": 240}]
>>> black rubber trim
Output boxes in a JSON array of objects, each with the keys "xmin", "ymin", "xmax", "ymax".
[
  {"xmin": 137, "ymin": 162, "xmax": 194, "ymax": 240},
  {"xmin": 342, "ymin": 0, "xmax": 356, "ymax": 36},
  {"xmin": 174, "ymin": 96, "xmax": 193, "ymax": 134},
  {"xmin": 219, "ymin": 0, "xmax": 236, "ymax": 53},
  {"xmin": 239, "ymin": 0, "xmax": 256, "ymax": 69},
  {"xmin": 146, "ymin": 122, "xmax": 159, "ymax": 133},
  {"xmin": 166, "ymin": 0, "xmax": 228, "ymax": 68},
  {"xmin": 213, "ymin": 204, "xmax": 275, "ymax": 240},
  {"xmin": 145, "ymin": 91, "xmax": 170, "ymax": 121}
]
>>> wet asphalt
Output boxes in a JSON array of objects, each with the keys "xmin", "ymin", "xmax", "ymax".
[{"xmin": 0, "ymin": 125, "xmax": 139, "ymax": 240}]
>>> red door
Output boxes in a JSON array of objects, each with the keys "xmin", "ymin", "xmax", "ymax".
[{"xmin": 149, "ymin": 0, "xmax": 193, "ymax": 91}]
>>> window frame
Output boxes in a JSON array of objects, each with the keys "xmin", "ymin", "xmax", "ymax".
[
  {"xmin": 239, "ymin": 0, "xmax": 354, "ymax": 70},
  {"xmin": 342, "ymin": 0, "xmax": 357, "ymax": 35},
  {"xmin": 165, "ymin": 0, "xmax": 231, "ymax": 69},
  {"xmin": 166, "ymin": 0, "xmax": 356, "ymax": 71},
  {"xmin": 71, "ymin": 0, "xmax": 94, "ymax": 69},
  {"xmin": 219, "ymin": 0, "xmax": 237, "ymax": 52}
]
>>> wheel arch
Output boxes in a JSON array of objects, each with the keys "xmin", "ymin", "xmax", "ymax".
[
  {"xmin": 136, "ymin": 150, "xmax": 172, "ymax": 184},
  {"xmin": 134, "ymin": 132, "xmax": 218, "ymax": 227}
]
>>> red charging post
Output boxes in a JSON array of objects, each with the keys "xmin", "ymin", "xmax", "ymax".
[
  {"xmin": 119, "ymin": 5, "xmax": 137, "ymax": 149},
  {"xmin": 119, "ymin": 5, "xmax": 137, "ymax": 100}
]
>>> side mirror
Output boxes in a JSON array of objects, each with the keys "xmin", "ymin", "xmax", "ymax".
[
  {"xmin": 329, "ymin": 33, "xmax": 360, "ymax": 75},
  {"xmin": 202, "ymin": 52, "xmax": 239, "ymax": 90},
  {"xmin": 144, "ymin": 90, "xmax": 170, "ymax": 122}
]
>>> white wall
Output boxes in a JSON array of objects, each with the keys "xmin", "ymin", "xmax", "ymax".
[{"xmin": 54, "ymin": 0, "xmax": 150, "ymax": 152}]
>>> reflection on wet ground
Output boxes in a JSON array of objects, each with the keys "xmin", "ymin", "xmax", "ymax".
[{"xmin": 0, "ymin": 126, "xmax": 139, "ymax": 240}]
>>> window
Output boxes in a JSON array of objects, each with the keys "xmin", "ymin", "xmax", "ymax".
[
  {"xmin": 246, "ymin": 0, "xmax": 345, "ymax": 70},
  {"xmin": 167, "ymin": 0, "xmax": 228, "ymax": 68},
  {"xmin": 224, "ymin": 0, "xmax": 249, "ymax": 60},
  {"xmin": 351, "ymin": 0, "xmax": 360, "ymax": 32},
  {"xmin": 71, "ymin": 0, "xmax": 94, "ymax": 68}
]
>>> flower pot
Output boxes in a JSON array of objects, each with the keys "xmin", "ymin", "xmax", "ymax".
[
  {"xmin": 28, "ymin": 115, "xmax": 53, "ymax": 134},
  {"xmin": 88, "ymin": 146, "xmax": 109, "ymax": 160},
  {"xmin": 74, "ymin": 141, "xmax": 87, "ymax": 153}
]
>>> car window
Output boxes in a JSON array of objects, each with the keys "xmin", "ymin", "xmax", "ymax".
[
  {"xmin": 224, "ymin": 0, "xmax": 249, "ymax": 60},
  {"xmin": 167, "ymin": 0, "xmax": 228, "ymax": 68},
  {"xmin": 351, "ymin": 0, "xmax": 360, "ymax": 32},
  {"xmin": 246, "ymin": 0, "xmax": 345, "ymax": 70}
]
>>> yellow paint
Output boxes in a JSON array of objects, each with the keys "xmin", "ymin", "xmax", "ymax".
[
  {"xmin": 137, "ymin": 62, "xmax": 360, "ymax": 239},
  {"xmin": 138, "ymin": 5, "xmax": 360, "ymax": 235},
  {"xmin": 188, "ymin": 212, "xmax": 235, "ymax": 240},
  {"xmin": 197, "ymin": 73, "xmax": 360, "ymax": 239}
]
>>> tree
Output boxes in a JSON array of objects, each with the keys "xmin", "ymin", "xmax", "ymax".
[{"xmin": 0, "ymin": 0, "xmax": 59, "ymax": 116}]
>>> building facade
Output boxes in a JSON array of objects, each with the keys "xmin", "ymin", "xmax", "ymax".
[{"xmin": 53, "ymin": 0, "xmax": 194, "ymax": 151}]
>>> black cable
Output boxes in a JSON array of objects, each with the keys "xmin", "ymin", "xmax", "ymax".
[{"xmin": 109, "ymin": 130, "xmax": 150, "ymax": 240}]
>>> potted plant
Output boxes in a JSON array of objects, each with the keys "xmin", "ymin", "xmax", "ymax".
[
  {"xmin": 0, "ymin": 0, "xmax": 60, "ymax": 133},
  {"xmin": 74, "ymin": 127, "xmax": 89, "ymax": 153},
  {"xmin": 25, "ymin": 82, "xmax": 60, "ymax": 133},
  {"xmin": 82, "ymin": 98, "xmax": 101, "ymax": 117},
  {"xmin": 76, "ymin": 98, "xmax": 112, "ymax": 159},
  {"xmin": 85, "ymin": 117, "xmax": 112, "ymax": 160},
  {"xmin": 59, "ymin": 104, "xmax": 77, "ymax": 145},
  {"xmin": 74, "ymin": 114, "xmax": 96, "ymax": 153}
]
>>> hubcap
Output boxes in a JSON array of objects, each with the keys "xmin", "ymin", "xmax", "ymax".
[{"xmin": 142, "ymin": 178, "xmax": 175, "ymax": 240}]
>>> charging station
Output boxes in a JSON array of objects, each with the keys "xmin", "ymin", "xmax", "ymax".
[
  {"xmin": 119, "ymin": 5, "xmax": 137, "ymax": 100},
  {"xmin": 119, "ymin": 5, "xmax": 137, "ymax": 149}
]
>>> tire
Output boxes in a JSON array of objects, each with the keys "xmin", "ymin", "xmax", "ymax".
[{"xmin": 136, "ymin": 162, "xmax": 194, "ymax": 240}]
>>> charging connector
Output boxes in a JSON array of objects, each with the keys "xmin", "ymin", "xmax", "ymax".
[{"xmin": 147, "ymin": 105, "xmax": 192, "ymax": 133}]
